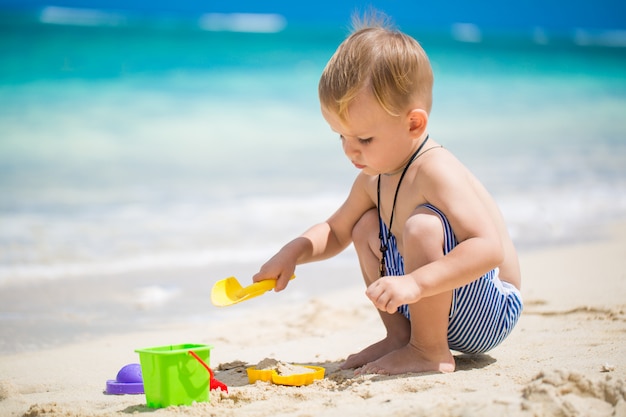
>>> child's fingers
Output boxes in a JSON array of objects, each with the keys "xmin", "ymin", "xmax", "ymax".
[
  {"xmin": 366, "ymin": 281, "xmax": 391, "ymax": 312},
  {"xmin": 252, "ymin": 270, "xmax": 272, "ymax": 283},
  {"xmin": 274, "ymin": 272, "xmax": 293, "ymax": 292},
  {"xmin": 367, "ymin": 280, "xmax": 400, "ymax": 313}
]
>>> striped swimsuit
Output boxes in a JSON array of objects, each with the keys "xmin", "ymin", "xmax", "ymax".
[{"xmin": 379, "ymin": 204, "xmax": 523, "ymax": 354}]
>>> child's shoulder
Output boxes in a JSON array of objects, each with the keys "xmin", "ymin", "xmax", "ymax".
[
  {"xmin": 415, "ymin": 145, "xmax": 458, "ymax": 172},
  {"xmin": 414, "ymin": 147, "xmax": 472, "ymax": 185}
]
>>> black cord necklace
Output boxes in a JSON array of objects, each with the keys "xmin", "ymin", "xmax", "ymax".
[{"xmin": 376, "ymin": 134, "xmax": 429, "ymax": 277}]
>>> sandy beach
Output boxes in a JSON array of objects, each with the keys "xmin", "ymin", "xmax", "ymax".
[
  {"xmin": 1, "ymin": 222, "xmax": 625, "ymax": 417},
  {"xmin": 1, "ymin": 5, "xmax": 625, "ymax": 416}
]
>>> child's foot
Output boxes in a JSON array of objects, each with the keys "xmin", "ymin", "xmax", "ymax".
[
  {"xmin": 356, "ymin": 343, "xmax": 455, "ymax": 375},
  {"xmin": 340, "ymin": 336, "xmax": 407, "ymax": 370}
]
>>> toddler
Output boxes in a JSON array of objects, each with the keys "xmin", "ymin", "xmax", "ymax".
[{"xmin": 253, "ymin": 16, "xmax": 523, "ymax": 375}]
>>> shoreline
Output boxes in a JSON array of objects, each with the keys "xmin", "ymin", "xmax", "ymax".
[
  {"xmin": 0, "ymin": 222, "xmax": 621, "ymax": 356},
  {"xmin": 0, "ymin": 221, "xmax": 625, "ymax": 416}
]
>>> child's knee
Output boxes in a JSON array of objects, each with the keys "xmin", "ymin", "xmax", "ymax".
[
  {"xmin": 352, "ymin": 208, "xmax": 378, "ymax": 244},
  {"xmin": 403, "ymin": 209, "xmax": 444, "ymax": 255}
]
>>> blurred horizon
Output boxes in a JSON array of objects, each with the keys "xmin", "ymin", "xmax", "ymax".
[{"xmin": 1, "ymin": 0, "xmax": 625, "ymax": 41}]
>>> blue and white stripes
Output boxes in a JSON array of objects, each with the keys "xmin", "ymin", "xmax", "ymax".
[
  {"xmin": 378, "ymin": 203, "xmax": 523, "ymax": 354},
  {"xmin": 447, "ymin": 269, "xmax": 523, "ymax": 353}
]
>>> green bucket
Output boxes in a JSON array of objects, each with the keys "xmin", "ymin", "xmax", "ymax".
[{"xmin": 135, "ymin": 343, "xmax": 213, "ymax": 408}]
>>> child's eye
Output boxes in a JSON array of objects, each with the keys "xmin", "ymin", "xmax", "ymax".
[{"xmin": 338, "ymin": 135, "xmax": 372, "ymax": 144}]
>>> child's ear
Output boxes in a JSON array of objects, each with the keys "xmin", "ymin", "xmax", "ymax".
[{"xmin": 407, "ymin": 109, "xmax": 428, "ymax": 138}]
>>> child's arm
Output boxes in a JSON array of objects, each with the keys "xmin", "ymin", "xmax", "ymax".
[
  {"xmin": 253, "ymin": 174, "xmax": 375, "ymax": 291},
  {"xmin": 367, "ymin": 157, "xmax": 506, "ymax": 313}
]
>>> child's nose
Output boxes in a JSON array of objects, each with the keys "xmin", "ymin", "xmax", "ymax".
[{"xmin": 342, "ymin": 139, "xmax": 359, "ymax": 158}]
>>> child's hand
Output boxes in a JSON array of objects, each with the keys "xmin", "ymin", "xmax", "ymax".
[
  {"xmin": 252, "ymin": 255, "xmax": 296, "ymax": 292},
  {"xmin": 365, "ymin": 276, "xmax": 421, "ymax": 314}
]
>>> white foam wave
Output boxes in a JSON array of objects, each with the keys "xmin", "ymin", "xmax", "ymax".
[
  {"xmin": 134, "ymin": 285, "xmax": 182, "ymax": 310},
  {"xmin": 574, "ymin": 29, "xmax": 626, "ymax": 48},
  {"xmin": 451, "ymin": 23, "xmax": 482, "ymax": 43},
  {"xmin": 40, "ymin": 6, "xmax": 127, "ymax": 27},
  {"xmin": 199, "ymin": 13, "xmax": 287, "ymax": 33},
  {"xmin": 0, "ymin": 247, "xmax": 271, "ymax": 286}
]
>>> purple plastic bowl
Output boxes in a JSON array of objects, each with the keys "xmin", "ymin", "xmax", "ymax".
[{"xmin": 105, "ymin": 363, "xmax": 144, "ymax": 395}]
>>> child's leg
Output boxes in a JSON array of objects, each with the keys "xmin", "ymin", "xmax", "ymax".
[
  {"xmin": 361, "ymin": 294, "xmax": 455, "ymax": 375},
  {"xmin": 359, "ymin": 207, "xmax": 455, "ymax": 375},
  {"xmin": 340, "ymin": 208, "xmax": 411, "ymax": 370}
]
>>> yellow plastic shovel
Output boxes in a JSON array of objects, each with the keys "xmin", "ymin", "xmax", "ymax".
[{"xmin": 210, "ymin": 275, "xmax": 295, "ymax": 307}]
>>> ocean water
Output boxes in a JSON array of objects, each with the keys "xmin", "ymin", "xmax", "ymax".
[
  {"xmin": 1, "ymin": 17, "xmax": 626, "ymax": 286},
  {"xmin": 0, "ymin": 14, "xmax": 625, "ymax": 349}
]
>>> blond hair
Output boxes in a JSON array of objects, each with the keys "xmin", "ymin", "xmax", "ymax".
[{"xmin": 319, "ymin": 14, "xmax": 433, "ymax": 122}]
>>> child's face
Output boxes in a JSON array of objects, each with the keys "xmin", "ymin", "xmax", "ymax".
[{"xmin": 321, "ymin": 89, "xmax": 418, "ymax": 177}]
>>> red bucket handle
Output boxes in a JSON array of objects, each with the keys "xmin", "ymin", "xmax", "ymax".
[{"xmin": 188, "ymin": 350, "xmax": 228, "ymax": 393}]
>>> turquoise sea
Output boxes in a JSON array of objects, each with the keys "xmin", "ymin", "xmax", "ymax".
[{"xmin": 0, "ymin": 11, "xmax": 625, "ymax": 351}]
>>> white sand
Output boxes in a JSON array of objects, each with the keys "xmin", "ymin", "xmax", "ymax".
[{"xmin": 1, "ymin": 223, "xmax": 625, "ymax": 417}]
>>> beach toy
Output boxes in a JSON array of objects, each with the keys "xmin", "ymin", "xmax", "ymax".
[
  {"xmin": 210, "ymin": 275, "xmax": 295, "ymax": 307},
  {"xmin": 105, "ymin": 363, "xmax": 144, "ymax": 395},
  {"xmin": 135, "ymin": 344, "xmax": 217, "ymax": 408},
  {"xmin": 247, "ymin": 365, "xmax": 325, "ymax": 386},
  {"xmin": 188, "ymin": 350, "xmax": 228, "ymax": 393}
]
